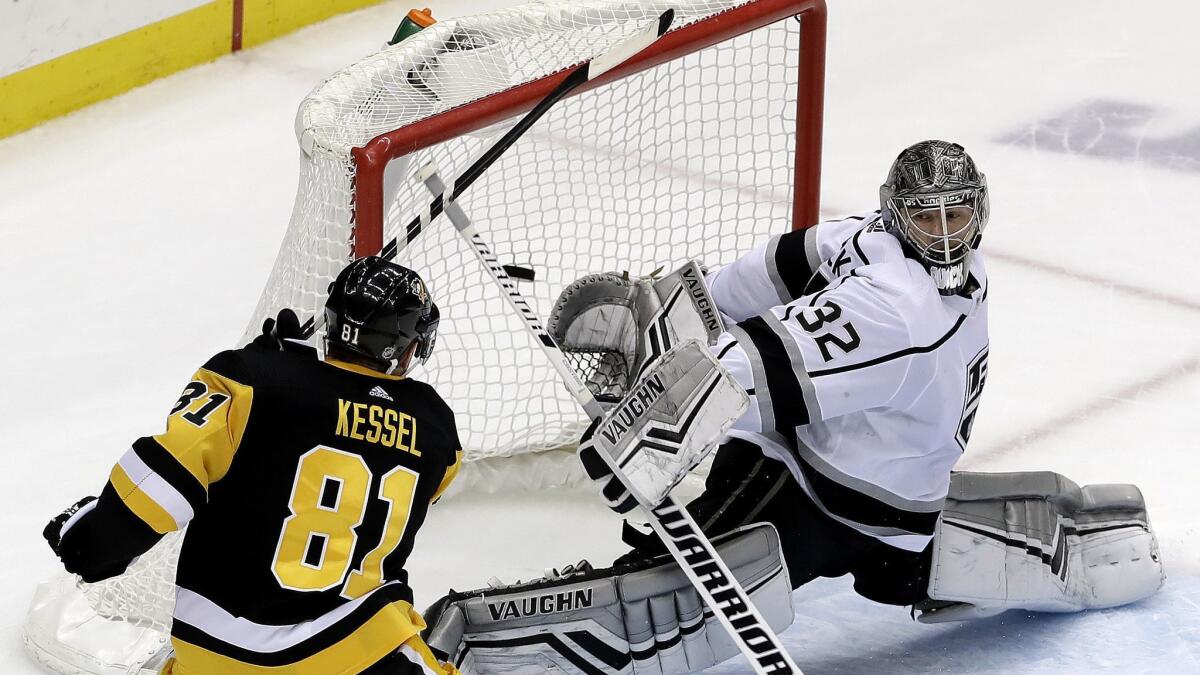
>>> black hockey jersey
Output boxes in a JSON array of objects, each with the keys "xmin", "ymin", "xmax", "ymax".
[{"xmin": 64, "ymin": 343, "xmax": 462, "ymax": 674}]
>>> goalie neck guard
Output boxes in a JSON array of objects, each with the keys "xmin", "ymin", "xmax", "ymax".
[{"xmin": 324, "ymin": 256, "xmax": 440, "ymax": 374}]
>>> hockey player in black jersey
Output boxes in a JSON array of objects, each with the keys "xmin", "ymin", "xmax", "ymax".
[
  {"xmin": 420, "ymin": 142, "xmax": 1164, "ymax": 674},
  {"xmin": 44, "ymin": 257, "xmax": 462, "ymax": 675}
]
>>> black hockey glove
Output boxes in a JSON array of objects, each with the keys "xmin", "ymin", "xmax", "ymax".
[
  {"xmin": 45, "ymin": 496, "xmax": 144, "ymax": 583},
  {"xmin": 614, "ymin": 520, "xmax": 669, "ymax": 566},
  {"xmin": 250, "ymin": 308, "xmax": 303, "ymax": 350},
  {"xmin": 578, "ymin": 419, "xmax": 640, "ymax": 515},
  {"xmin": 43, "ymin": 496, "xmax": 97, "ymax": 554}
]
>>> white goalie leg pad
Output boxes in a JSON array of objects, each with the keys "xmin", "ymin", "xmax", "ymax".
[
  {"xmin": 920, "ymin": 471, "xmax": 1164, "ymax": 623},
  {"xmin": 422, "ymin": 523, "xmax": 793, "ymax": 675},
  {"xmin": 584, "ymin": 339, "xmax": 749, "ymax": 507},
  {"xmin": 547, "ymin": 262, "xmax": 723, "ymax": 401}
]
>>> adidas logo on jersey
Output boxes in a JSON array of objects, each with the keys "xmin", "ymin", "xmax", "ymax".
[{"xmin": 368, "ymin": 386, "xmax": 393, "ymax": 401}]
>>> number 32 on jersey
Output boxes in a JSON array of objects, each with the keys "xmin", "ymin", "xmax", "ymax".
[{"xmin": 270, "ymin": 446, "xmax": 418, "ymax": 599}]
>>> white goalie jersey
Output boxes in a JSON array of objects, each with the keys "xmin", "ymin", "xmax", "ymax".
[{"xmin": 706, "ymin": 213, "xmax": 990, "ymax": 552}]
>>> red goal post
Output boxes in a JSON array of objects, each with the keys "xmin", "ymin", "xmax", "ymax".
[
  {"xmin": 351, "ymin": 0, "xmax": 826, "ymax": 257},
  {"xmin": 261, "ymin": 0, "xmax": 831, "ymax": 490},
  {"xmin": 24, "ymin": 6, "xmax": 827, "ymax": 670}
]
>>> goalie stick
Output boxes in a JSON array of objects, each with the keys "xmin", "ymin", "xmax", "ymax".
[
  {"xmin": 299, "ymin": 9, "xmax": 675, "ymax": 340},
  {"xmin": 419, "ymin": 165, "xmax": 801, "ymax": 675},
  {"xmin": 379, "ymin": 9, "xmax": 677, "ymax": 262},
  {"xmin": 294, "ymin": 13, "xmax": 799, "ymax": 670}
]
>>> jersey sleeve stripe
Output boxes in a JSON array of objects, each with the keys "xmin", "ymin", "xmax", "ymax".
[
  {"xmin": 57, "ymin": 496, "xmax": 99, "ymax": 538},
  {"xmin": 763, "ymin": 234, "xmax": 796, "ymax": 303},
  {"xmin": 397, "ymin": 642, "xmax": 450, "ymax": 675},
  {"xmin": 728, "ymin": 316, "xmax": 817, "ymax": 435},
  {"xmin": 760, "ymin": 312, "xmax": 823, "ymax": 421},
  {"xmin": 133, "ymin": 438, "xmax": 209, "ymax": 511},
  {"xmin": 116, "ymin": 446, "xmax": 197, "ymax": 529},
  {"xmin": 726, "ymin": 325, "xmax": 776, "ymax": 433},
  {"xmin": 109, "ymin": 461, "xmax": 186, "ymax": 534},
  {"xmin": 803, "ymin": 224, "xmax": 823, "ymax": 280},
  {"xmin": 714, "ymin": 340, "xmax": 739, "ymax": 360},
  {"xmin": 431, "ymin": 450, "xmax": 462, "ymax": 503},
  {"xmin": 768, "ymin": 227, "xmax": 823, "ymax": 301}
]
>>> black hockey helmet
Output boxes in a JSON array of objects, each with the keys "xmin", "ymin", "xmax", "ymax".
[{"xmin": 324, "ymin": 256, "xmax": 439, "ymax": 374}]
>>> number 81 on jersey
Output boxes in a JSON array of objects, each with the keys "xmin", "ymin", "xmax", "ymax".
[{"xmin": 271, "ymin": 446, "xmax": 418, "ymax": 599}]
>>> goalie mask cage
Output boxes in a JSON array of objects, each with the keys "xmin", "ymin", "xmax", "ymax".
[{"xmin": 24, "ymin": 1, "xmax": 825, "ymax": 672}]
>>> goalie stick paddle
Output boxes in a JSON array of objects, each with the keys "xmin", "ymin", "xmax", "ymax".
[
  {"xmin": 420, "ymin": 166, "xmax": 802, "ymax": 675},
  {"xmin": 298, "ymin": 9, "xmax": 675, "ymax": 341}
]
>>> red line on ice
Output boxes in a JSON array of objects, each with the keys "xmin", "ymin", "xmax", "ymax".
[
  {"xmin": 967, "ymin": 355, "xmax": 1199, "ymax": 464},
  {"xmin": 987, "ymin": 249, "xmax": 1200, "ymax": 314}
]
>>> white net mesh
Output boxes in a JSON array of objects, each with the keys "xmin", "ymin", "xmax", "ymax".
[
  {"xmin": 250, "ymin": 0, "xmax": 801, "ymax": 474},
  {"xmin": 25, "ymin": 1, "xmax": 815, "ymax": 672}
]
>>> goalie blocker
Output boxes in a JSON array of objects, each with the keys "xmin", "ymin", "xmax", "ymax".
[
  {"xmin": 578, "ymin": 339, "xmax": 749, "ymax": 513},
  {"xmin": 551, "ymin": 262, "xmax": 746, "ymax": 512},
  {"xmin": 422, "ymin": 523, "xmax": 793, "ymax": 674}
]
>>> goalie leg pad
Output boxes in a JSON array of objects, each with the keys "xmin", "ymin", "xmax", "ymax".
[
  {"xmin": 423, "ymin": 523, "xmax": 792, "ymax": 674},
  {"xmin": 920, "ymin": 471, "xmax": 1164, "ymax": 623}
]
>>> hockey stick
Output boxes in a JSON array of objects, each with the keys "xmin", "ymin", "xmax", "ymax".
[
  {"xmin": 378, "ymin": 9, "xmax": 677, "ymax": 262},
  {"xmin": 419, "ymin": 165, "xmax": 801, "ymax": 674},
  {"xmin": 296, "ymin": 13, "xmax": 799, "ymax": 666},
  {"xmin": 299, "ymin": 9, "xmax": 676, "ymax": 340}
]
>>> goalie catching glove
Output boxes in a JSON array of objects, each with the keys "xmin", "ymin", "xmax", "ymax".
[
  {"xmin": 578, "ymin": 339, "xmax": 749, "ymax": 513},
  {"xmin": 548, "ymin": 261, "xmax": 724, "ymax": 402}
]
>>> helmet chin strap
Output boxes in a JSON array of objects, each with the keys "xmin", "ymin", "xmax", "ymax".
[{"xmin": 385, "ymin": 341, "xmax": 421, "ymax": 376}]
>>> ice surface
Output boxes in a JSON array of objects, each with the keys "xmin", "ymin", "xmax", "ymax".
[{"xmin": 2, "ymin": 0, "xmax": 1198, "ymax": 672}]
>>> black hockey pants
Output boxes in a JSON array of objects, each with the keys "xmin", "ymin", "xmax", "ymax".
[{"xmin": 625, "ymin": 438, "xmax": 932, "ymax": 607}]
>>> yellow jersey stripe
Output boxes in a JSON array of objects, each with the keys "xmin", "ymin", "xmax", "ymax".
[
  {"xmin": 115, "ymin": 447, "xmax": 195, "ymax": 528},
  {"xmin": 398, "ymin": 638, "xmax": 458, "ymax": 674},
  {"xmin": 109, "ymin": 464, "xmax": 179, "ymax": 534},
  {"xmin": 432, "ymin": 450, "xmax": 463, "ymax": 502}
]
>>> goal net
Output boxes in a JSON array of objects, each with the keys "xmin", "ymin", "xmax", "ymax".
[{"xmin": 24, "ymin": 1, "xmax": 825, "ymax": 672}]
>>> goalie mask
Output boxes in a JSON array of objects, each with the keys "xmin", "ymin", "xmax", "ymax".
[
  {"xmin": 324, "ymin": 256, "xmax": 439, "ymax": 374},
  {"xmin": 879, "ymin": 140, "xmax": 989, "ymax": 295}
]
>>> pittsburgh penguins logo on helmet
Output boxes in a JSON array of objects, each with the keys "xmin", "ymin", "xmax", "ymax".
[
  {"xmin": 324, "ymin": 256, "xmax": 440, "ymax": 374},
  {"xmin": 879, "ymin": 140, "xmax": 989, "ymax": 296}
]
